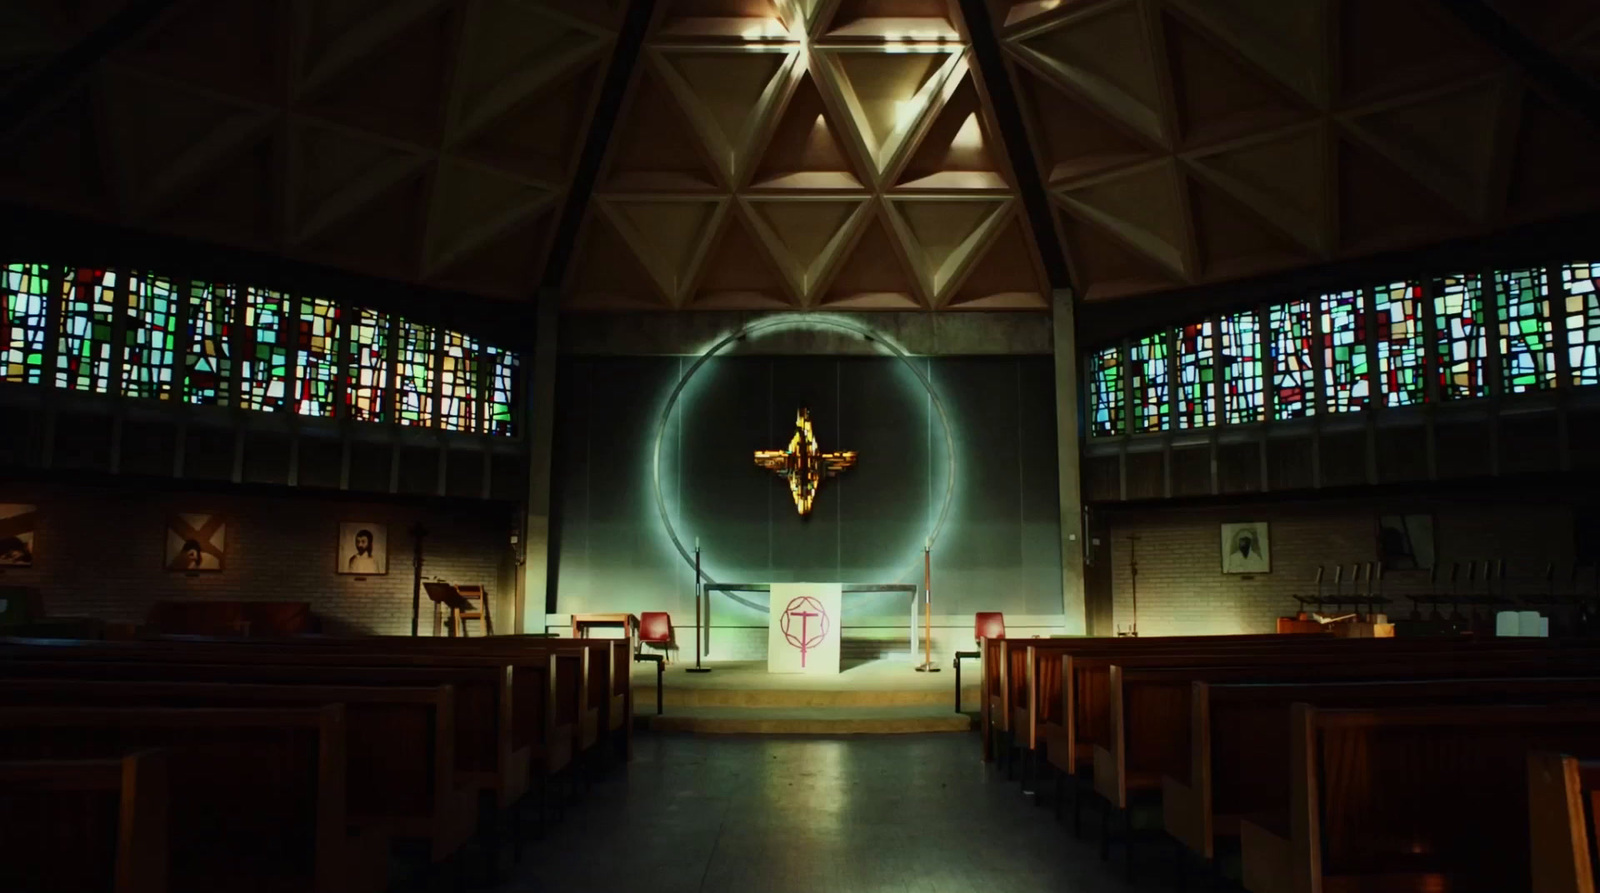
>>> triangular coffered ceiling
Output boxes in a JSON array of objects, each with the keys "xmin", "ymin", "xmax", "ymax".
[{"xmin": 1, "ymin": 0, "xmax": 1598, "ymax": 314}]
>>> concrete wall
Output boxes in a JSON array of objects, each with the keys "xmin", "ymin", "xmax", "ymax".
[
  {"xmin": 549, "ymin": 352, "xmax": 1065, "ymax": 658},
  {"xmin": 0, "ymin": 478, "xmax": 517, "ymax": 635}
]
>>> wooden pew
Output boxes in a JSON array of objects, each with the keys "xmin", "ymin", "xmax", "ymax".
[
  {"xmin": 1163, "ymin": 671, "xmax": 1600, "ymax": 873},
  {"xmin": 0, "ymin": 749, "xmax": 169, "ymax": 893},
  {"xmin": 1529, "ymin": 751, "xmax": 1600, "ymax": 893},
  {"xmin": 0, "ymin": 705, "xmax": 387, "ymax": 893},
  {"xmin": 0, "ymin": 654, "xmax": 537, "ymax": 814},
  {"xmin": 1241, "ymin": 703, "xmax": 1600, "ymax": 893},
  {"xmin": 0, "ymin": 678, "xmax": 476, "ymax": 864}
]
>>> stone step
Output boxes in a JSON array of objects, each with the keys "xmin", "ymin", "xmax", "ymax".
[{"xmin": 641, "ymin": 706, "xmax": 975, "ymax": 735}]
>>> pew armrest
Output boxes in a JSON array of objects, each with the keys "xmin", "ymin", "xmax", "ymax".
[
  {"xmin": 1162, "ymin": 775, "xmax": 1209, "ymax": 860},
  {"xmin": 1092, "ymin": 744, "xmax": 1122, "ymax": 809}
]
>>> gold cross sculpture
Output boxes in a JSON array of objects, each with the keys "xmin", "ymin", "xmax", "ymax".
[{"xmin": 755, "ymin": 407, "xmax": 857, "ymax": 517}]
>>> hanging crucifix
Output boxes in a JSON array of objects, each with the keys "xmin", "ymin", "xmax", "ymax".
[{"xmin": 755, "ymin": 408, "xmax": 856, "ymax": 517}]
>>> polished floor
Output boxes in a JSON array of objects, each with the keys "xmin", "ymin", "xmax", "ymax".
[{"xmin": 491, "ymin": 734, "xmax": 1174, "ymax": 893}]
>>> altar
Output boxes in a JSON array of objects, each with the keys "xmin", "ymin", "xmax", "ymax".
[{"xmin": 693, "ymin": 582, "xmax": 924, "ymax": 673}]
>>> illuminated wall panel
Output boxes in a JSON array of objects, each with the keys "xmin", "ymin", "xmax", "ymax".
[
  {"xmin": 56, "ymin": 267, "xmax": 117, "ymax": 393},
  {"xmin": 1219, "ymin": 309, "xmax": 1263, "ymax": 425},
  {"xmin": 2, "ymin": 263, "xmax": 50, "ymax": 384},
  {"xmin": 1269, "ymin": 299, "xmax": 1314, "ymax": 419},
  {"xmin": 239, "ymin": 287, "xmax": 291, "ymax": 412},
  {"xmin": 1088, "ymin": 345, "xmax": 1125, "ymax": 436},
  {"xmin": 1320, "ymin": 289, "xmax": 1369, "ymax": 413},
  {"xmin": 485, "ymin": 345, "xmax": 518, "ymax": 437},
  {"xmin": 1496, "ymin": 268, "xmax": 1556, "ymax": 394},
  {"xmin": 1175, "ymin": 320, "xmax": 1215, "ymax": 429},
  {"xmin": 1433, "ymin": 273, "xmax": 1487, "ymax": 400},
  {"xmin": 183, "ymin": 282, "xmax": 234, "ymax": 406},
  {"xmin": 1129, "ymin": 332, "xmax": 1170, "ymax": 433},
  {"xmin": 1374, "ymin": 280, "xmax": 1426, "ymax": 407},
  {"xmin": 1561, "ymin": 262, "xmax": 1600, "ymax": 387},
  {"xmin": 395, "ymin": 320, "xmax": 437, "ymax": 428},
  {"xmin": 121, "ymin": 272, "xmax": 178, "ymax": 400},
  {"xmin": 439, "ymin": 331, "xmax": 481, "ymax": 433},
  {"xmin": 294, "ymin": 297, "xmax": 341, "ymax": 418}
]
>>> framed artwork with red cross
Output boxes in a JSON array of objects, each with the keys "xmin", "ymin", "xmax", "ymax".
[{"xmin": 166, "ymin": 513, "xmax": 226, "ymax": 572}]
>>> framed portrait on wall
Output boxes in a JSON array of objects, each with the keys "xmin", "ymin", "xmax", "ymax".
[
  {"xmin": 1221, "ymin": 522, "xmax": 1270, "ymax": 574},
  {"xmin": 1378, "ymin": 514, "xmax": 1434, "ymax": 570},
  {"xmin": 166, "ymin": 513, "xmax": 226, "ymax": 572},
  {"xmin": 338, "ymin": 523, "xmax": 388, "ymax": 576},
  {"xmin": 0, "ymin": 504, "xmax": 38, "ymax": 567}
]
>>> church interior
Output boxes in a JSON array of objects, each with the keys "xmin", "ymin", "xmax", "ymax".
[{"xmin": 3, "ymin": 0, "xmax": 1600, "ymax": 890}]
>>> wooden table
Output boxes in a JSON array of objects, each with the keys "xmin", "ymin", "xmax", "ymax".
[{"xmin": 571, "ymin": 613, "xmax": 638, "ymax": 640}]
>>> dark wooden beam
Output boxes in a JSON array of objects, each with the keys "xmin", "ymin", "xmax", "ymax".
[
  {"xmin": 956, "ymin": 0, "xmax": 1071, "ymax": 291},
  {"xmin": 1437, "ymin": 0, "xmax": 1600, "ymax": 132},
  {"xmin": 541, "ymin": 0, "xmax": 657, "ymax": 291}
]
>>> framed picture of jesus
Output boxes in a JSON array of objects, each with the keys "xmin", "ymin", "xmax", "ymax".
[
  {"xmin": 1220, "ymin": 522, "xmax": 1270, "ymax": 574},
  {"xmin": 166, "ymin": 513, "xmax": 226, "ymax": 572},
  {"xmin": 337, "ymin": 523, "xmax": 388, "ymax": 576}
]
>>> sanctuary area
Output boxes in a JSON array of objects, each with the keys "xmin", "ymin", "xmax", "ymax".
[{"xmin": 3, "ymin": 0, "xmax": 1600, "ymax": 891}]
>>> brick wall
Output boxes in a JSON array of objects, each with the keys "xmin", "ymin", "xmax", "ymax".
[
  {"xmin": 1106, "ymin": 499, "xmax": 1577, "ymax": 636},
  {"xmin": 0, "ymin": 479, "xmax": 517, "ymax": 635}
]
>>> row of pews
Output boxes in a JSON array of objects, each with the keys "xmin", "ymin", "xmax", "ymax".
[
  {"xmin": 978, "ymin": 632, "xmax": 1600, "ymax": 892},
  {"xmin": 0, "ymin": 633, "xmax": 634, "ymax": 893}
]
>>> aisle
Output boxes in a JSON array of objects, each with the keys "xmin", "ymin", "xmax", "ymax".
[{"xmin": 491, "ymin": 734, "xmax": 1172, "ymax": 893}]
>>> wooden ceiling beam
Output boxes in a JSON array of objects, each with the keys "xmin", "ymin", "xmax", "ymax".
[{"xmin": 1437, "ymin": 0, "xmax": 1600, "ymax": 133}]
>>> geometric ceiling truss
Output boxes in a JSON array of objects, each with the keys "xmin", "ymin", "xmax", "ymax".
[
  {"xmin": 565, "ymin": 0, "xmax": 1053, "ymax": 311},
  {"xmin": 0, "ymin": 0, "xmax": 624, "ymax": 301},
  {"xmin": 992, "ymin": 0, "xmax": 1600, "ymax": 302}
]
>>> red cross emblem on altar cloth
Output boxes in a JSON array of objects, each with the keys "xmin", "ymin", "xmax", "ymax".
[{"xmin": 780, "ymin": 595, "xmax": 830, "ymax": 668}]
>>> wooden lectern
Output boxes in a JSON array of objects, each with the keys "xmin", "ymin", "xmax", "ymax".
[{"xmin": 424, "ymin": 582, "xmax": 492, "ymax": 638}]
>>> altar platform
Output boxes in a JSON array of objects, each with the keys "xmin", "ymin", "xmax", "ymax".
[{"xmin": 630, "ymin": 657, "xmax": 979, "ymax": 735}]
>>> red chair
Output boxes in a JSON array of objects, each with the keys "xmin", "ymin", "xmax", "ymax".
[
  {"xmin": 953, "ymin": 612, "xmax": 1005, "ymax": 713},
  {"xmin": 634, "ymin": 612, "xmax": 674, "ymax": 715}
]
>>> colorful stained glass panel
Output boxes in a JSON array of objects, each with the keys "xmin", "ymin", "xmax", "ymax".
[
  {"xmin": 1373, "ymin": 280, "xmax": 1427, "ymax": 407},
  {"xmin": 1496, "ymin": 268, "xmax": 1556, "ymax": 394},
  {"xmin": 56, "ymin": 268, "xmax": 117, "ymax": 393},
  {"xmin": 1129, "ymin": 332, "xmax": 1170, "ymax": 433},
  {"xmin": 1561, "ymin": 262, "xmax": 1600, "ymax": 387},
  {"xmin": 485, "ymin": 345, "xmax": 518, "ymax": 437},
  {"xmin": 1176, "ymin": 321, "xmax": 1215, "ymax": 429},
  {"xmin": 395, "ymin": 320, "xmax": 436, "ymax": 428},
  {"xmin": 346, "ymin": 308, "xmax": 390, "ymax": 422},
  {"xmin": 1320, "ymin": 289, "xmax": 1369, "ymax": 413},
  {"xmin": 121, "ymin": 272, "xmax": 178, "ymax": 400},
  {"xmin": 183, "ymin": 282, "xmax": 234, "ymax": 406},
  {"xmin": 1088, "ymin": 345, "xmax": 1125, "ymax": 437},
  {"xmin": 439, "ymin": 331, "xmax": 480, "ymax": 432},
  {"xmin": 1434, "ymin": 274, "xmax": 1486, "ymax": 400},
  {"xmin": 1269, "ymin": 300, "xmax": 1315, "ymax": 419},
  {"xmin": 2, "ymin": 263, "xmax": 50, "ymax": 384},
  {"xmin": 294, "ymin": 297, "xmax": 341, "ymax": 417},
  {"xmin": 240, "ymin": 287, "xmax": 291, "ymax": 412},
  {"xmin": 1220, "ymin": 310, "xmax": 1263, "ymax": 425}
]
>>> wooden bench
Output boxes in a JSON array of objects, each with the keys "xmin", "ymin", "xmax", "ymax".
[
  {"xmin": 1241, "ymin": 703, "xmax": 1600, "ymax": 893},
  {"xmin": 0, "ymin": 704, "xmax": 387, "ymax": 893},
  {"xmin": 1529, "ymin": 750, "xmax": 1600, "ymax": 893},
  {"xmin": 0, "ymin": 678, "xmax": 476, "ymax": 864},
  {"xmin": 0, "ymin": 749, "xmax": 169, "ymax": 893}
]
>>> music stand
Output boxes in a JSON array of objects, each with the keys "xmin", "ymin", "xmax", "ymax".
[{"xmin": 424, "ymin": 582, "xmax": 473, "ymax": 638}]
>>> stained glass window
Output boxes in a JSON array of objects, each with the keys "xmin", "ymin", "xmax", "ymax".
[
  {"xmin": 56, "ymin": 267, "xmax": 117, "ymax": 393},
  {"xmin": 1433, "ymin": 273, "xmax": 1487, "ymax": 400},
  {"xmin": 183, "ymin": 282, "xmax": 234, "ymax": 406},
  {"xmin": 485, "ymin": 345, "xmax": 518, "ymax": 437},
  {"xmin": 1220, "ymin": 310, "xmax": 1263, "ymax": 425},
  {"xmin": 239, "ymin": 287, "xmax": 291, "ymax": 412},
  {"xmin": 395, "ymin": 320, "xmax": 436, "ymax": 427},
  {"xmin": 1088, "ymin": 345, "xmax": 1125, "ymax": 436},
  {"xmin": 1496, "ymin": 268, "xmax": 1556, "ymax": 394},
  {"xmin": 346, "ymin": 308, "xmax": 390, "ymax": 422},
  {"xmin": 1269, "ymin": 299, "xmax": 1315, "ymax": 419},
  {"xmin": 1372, "ymin": 280, "xmax": 1426, "ymax": 407},
  {"xmin": 1319, "ymin": 290, "xmax": 1369, "ymax": 413},
  {"xmin": 1561, "ymin": 262, "xmax": 1600, "ymax": 387},
  {"xmin": 2, "ymin": 263, "xmax": 50, "ymax": 384},
  {"xmin": 1175, "ymin": 321, "xmax": 1215, "ymax": 429},
  {"xmin": 439, "ymin": 331, "xmax": 481, "ymax": 432},
  {"xmin": 121, "ymin": 272, "xmax": 178, "ymax": 400},
  {"xmin": 294, "ymin": 297, "xmax": 341, "ymax": 417},
  {"xmin": 1129, "ymin": 332, "xmax": 1170, "ymax": 433}
]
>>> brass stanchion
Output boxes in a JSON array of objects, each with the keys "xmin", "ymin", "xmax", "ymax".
[{"xmin": 915, "ymin": 544, "xmax": 940, "ymax": 672}]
